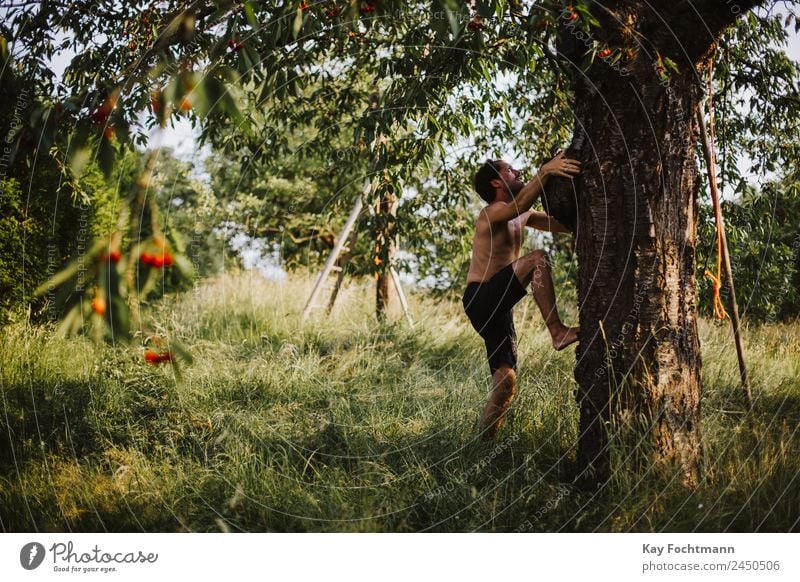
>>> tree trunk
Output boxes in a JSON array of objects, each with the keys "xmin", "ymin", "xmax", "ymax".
[
  {"xmin": 575, "ymin": 69, "xmax": 704, "ymax": 488},
  {"xmin": 538, "ymin": 1, "xmax": 767, "ymax": 489},
  {"xmin": 543, "ymin": 0, "xmax": 760, "ymax": 488},
  {"xmin": 375, "ymin": 189, "xmax": 397, "ymax": 321}
]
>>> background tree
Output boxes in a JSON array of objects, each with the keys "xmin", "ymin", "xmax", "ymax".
[{"xmin": 698, "ymin": 170, "xmax": 800, "ymax": 323}]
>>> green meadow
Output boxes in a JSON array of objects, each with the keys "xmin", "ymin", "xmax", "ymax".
[{"xmin": 2, "ymin": 272, "xmax": 798, "ymax": 532}]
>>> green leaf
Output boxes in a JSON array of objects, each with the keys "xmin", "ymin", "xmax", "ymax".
[
  {"xmin": 173, "ymin": 254, "xmax": 195, "ymax": 279},
  {"xmin": 168, "ymin": 339, "xmax": 193, "ymax": 364},
  {"xmin": 107, "ymin": 293, "xmax": 131, "ymax": 342},
  {"xmin": 663, "ymin": 57, "xmax": 680, "ymax": 74},
  {"xmin": 495, "ymin": 0, "xmax": 505, "ymax": 21},
  {"xmin": 69, "ymin": 147, "xmax": 91, "ymax": 178},
  {"xmin": 192, "ymin": 78, "xmax": 211, "ymax": 117},
  {"xmin": 55, "ymin": 303, "xmax": 83, "ymax": 338},
  {"xmin": 445, "ymin": 7, "xmax": 460, "ymax": 39},
  {"xmin": 240, "ymin": 44, "xmax": 255, "ymax": 73},
  {"xmin": 292, "ymin": 5, "xmax": 304, "ymax": 39},
  {"xmin": 220, "ymin": 91, "xmax": 242, "ymax": 123},
  {"xmin": 97, "ymin": 134, "xmax": 116, "ymax": 178},
  {"xmin": 34, "ymin": 238, "xmax": 105, "ymax": 297},
  {"xmin": 138, "ymin": 266, "xmax": 159, "ymax": 299},
  {"xmin": 201, "ymin": 77, "xmax": 224, "ymax": 117},
  {"xmin": 244, "ymin": 1, "xmax": 259, "ymax": 29}
]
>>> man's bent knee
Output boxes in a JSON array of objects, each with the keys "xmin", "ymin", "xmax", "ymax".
[{"xmin": 513, "ymin": 249, "xmax": 550, "ymax": 286}]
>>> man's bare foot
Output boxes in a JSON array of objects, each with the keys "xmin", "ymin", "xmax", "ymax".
[
  {"xmin": 551, "ymin": 325, "xmax": 579, "ymax": 351},
  {"xmin": 480, "ymin": 367, "xmax": 517, "ymax": 440}
]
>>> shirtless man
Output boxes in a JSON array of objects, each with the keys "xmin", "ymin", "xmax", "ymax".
[{"xmin": 462, "ymin": 153, "xmax": 581, "ymax": 439}]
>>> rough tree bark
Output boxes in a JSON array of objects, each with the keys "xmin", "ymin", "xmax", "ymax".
[
  {"xmin": 541, "ymin": 0, "xmax": 765, "ymax": 488},
  {"xmin": 375, "ymin": 188, "xmax": 397, "ymax": 321}
]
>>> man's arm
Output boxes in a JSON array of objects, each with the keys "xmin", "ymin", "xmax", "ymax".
[
  {"xmin": 484, "ymin": 152, "xmax": 581, "ymax": 224},
  {"xmin": 526, "ymin": 210, "xmax": 572, "ymax": 233}
]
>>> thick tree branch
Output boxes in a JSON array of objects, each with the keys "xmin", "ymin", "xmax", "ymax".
[{"xmin": 644, "ymin": 0, "xmax": 771, "ymax": 63}]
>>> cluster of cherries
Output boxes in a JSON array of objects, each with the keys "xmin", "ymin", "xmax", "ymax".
[
  {"xmin": 145, "ymin": 349, "xmax": 173, "ymax": 364},
  {"xmin": 565, "ymin": 6, "xmax": 579, "ymax": 21},
  {"xmin": 140, "ymin": 250, "xmax": 174, "ymax": 268},
  {"xmin": 228, "ymin": 39, "xmax": 245, "ymax": 52},
  {"xmin": 360, "ymin": 1, "xmax": 378, "ymax": 14},
  {"xmin": 91, "ymin": 96, "xmax": 117, "ymax": 140},
  {"xmin": 150, "ymin": 87, "xmax": 191, "ymax": 114}
]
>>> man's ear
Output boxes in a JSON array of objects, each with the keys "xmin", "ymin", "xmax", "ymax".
[{"xmin": 490, "ymin": 177, "xmax": 503, "ymax": 190}]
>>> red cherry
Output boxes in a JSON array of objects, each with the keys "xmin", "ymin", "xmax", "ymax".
[
  {"xmin": 102, "ymin": 249, "xmax": 121, "ymax": 262},
  {"xmin": 300, "ymin": 1, "xmax": 310, "ymax": 10},
  {"xmin": 144, "ymin": 350, "xmax": 172, "ymax": 364},
  {"xmin": 140, "ymin": 252, "xmax": 154, "ymax": 265},
  {"xmin": 104, "ymin": 126, "xmax": 116, "ymax": 140},
  {"xmin": 468, "ymin": 17, "xmax": 483, "ymax": 30},
  {"xmin": 91, "ymin": 107, "xmax": 110, "ymax": 126},
  {"xmin": 228, "ymin": 39, "xmax": 236, "ymax": 48},
  {"xmin": 90, "ymin": 96, "xmax": 117, "ymax": 125},
  {"xmin": 569, "ymin": 11, "xmax": 578, "ymax": 21},
  {"xmin": 599, "ymin": 48, "xmax": 612, "ymax": 58},
  {"xmin": 91, "ymin": 296, "xmax": 106, "ymax": 316},
  {"xmin": 162, "ymin": 253, "xmax": 174, "ymax": 267},
  {"xmin": 151, "ymin": 254, "xmax": 165, "ymax": 268}
]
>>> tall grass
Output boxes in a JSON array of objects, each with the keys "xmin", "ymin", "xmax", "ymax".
[{"xmin": 1, "ymin": 271, "xmax": 798, "ymax": 532}]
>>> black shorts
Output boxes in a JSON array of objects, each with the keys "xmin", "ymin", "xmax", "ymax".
[{"xmin": 462, "ymin": 263, "xmax": 528, "ymax": 375}]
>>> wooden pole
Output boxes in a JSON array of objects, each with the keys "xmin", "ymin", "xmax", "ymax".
[
  {"xmin": 695, "ymin": 103, "xmax": 753, "ymax": 410},
  {"xmin": 302, "ymin": 193, "xmax": 364, "ymax": 321},
  {"xmin": 326, "ymin": 227, "xmax": 359, "ymax": 315},
  {"xmin": 389, "ymin": 267, "xmax": 414, "ymax": 329}
]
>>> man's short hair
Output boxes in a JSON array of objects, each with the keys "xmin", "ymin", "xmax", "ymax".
[{"xmin": 474, "ymin": 159, "xmax": 503, "ymax": 204}]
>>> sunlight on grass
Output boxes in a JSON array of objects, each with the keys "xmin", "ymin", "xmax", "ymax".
[{"xmin": 1, "ymin": 271, "xmax": 798, "ymax": 532}]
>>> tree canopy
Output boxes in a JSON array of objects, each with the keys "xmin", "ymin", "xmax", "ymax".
[{"xmin": 2, "ymin": 0, "xmax": 799, "ymax": 340}]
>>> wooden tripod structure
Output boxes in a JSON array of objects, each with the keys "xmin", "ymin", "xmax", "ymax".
[
  {"xmin": 303, "ymin": 92, "xmax": 413, "ymax": 327},
  {"xmin": 301, "ymin": 178, "xmax": 414, "ymax": 328}
]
